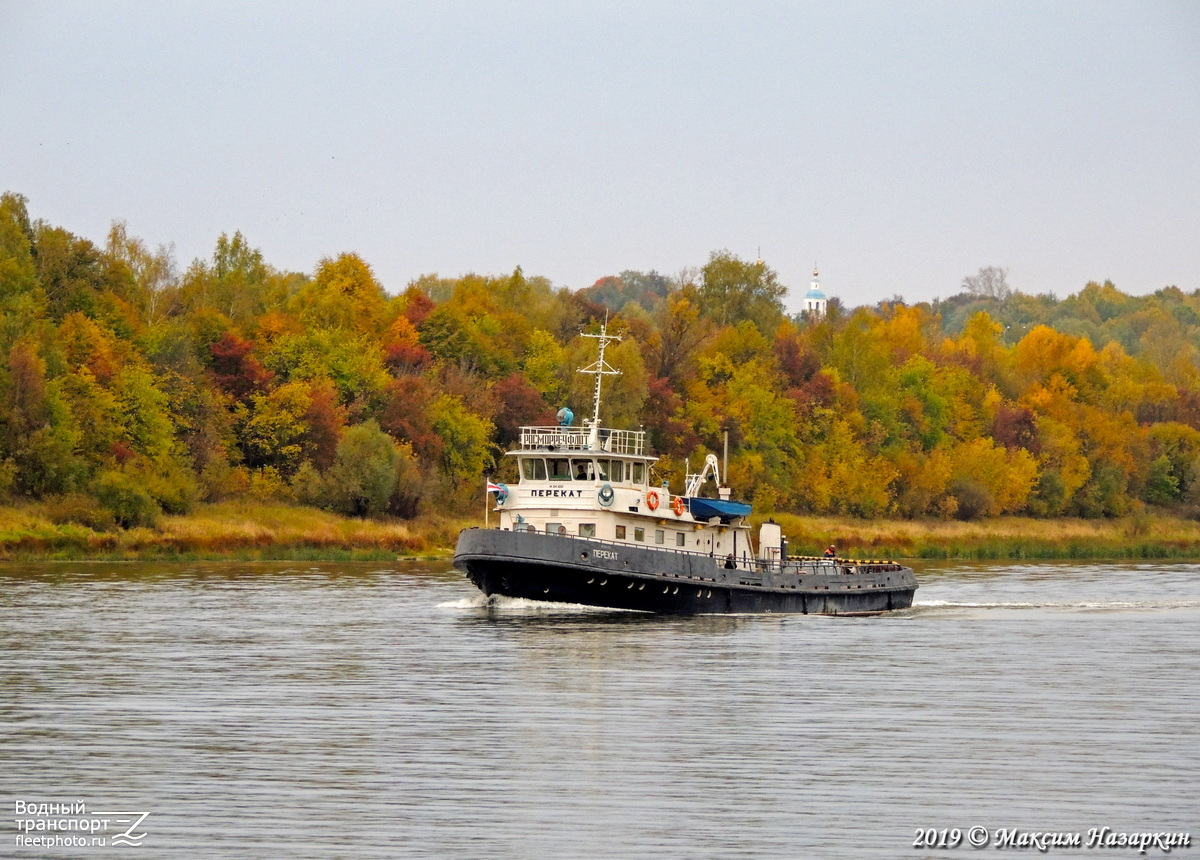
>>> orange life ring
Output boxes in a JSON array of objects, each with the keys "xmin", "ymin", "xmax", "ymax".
[
  {"xmin": 672, "ymin": 496, "xmax": 685, "ymax": 516},
  {"xmin": 646, "ymin": 490, "xmax": 660, "ymax": 511}
]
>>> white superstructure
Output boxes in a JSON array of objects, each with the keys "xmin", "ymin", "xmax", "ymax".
[{"xmin": 491, "ymin": 322, "xmax": 761, "ymax": 566}]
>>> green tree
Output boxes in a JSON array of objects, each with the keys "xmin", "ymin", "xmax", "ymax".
[
  {"xmin": 521, "ymin": 329, "xmax": 568, "ymax": 404},
  {"xmin": 323, "ymin": 420, "xmax": 402, "ymax": 516},
  {"xmin": 114, "ymin": 365, "xmax": 174, "ymax": 461},
  {"xmin": 1, "ymin": 339, "xmax": 85, "ymax": 496},
  {"xmin": 1143, "ymin": 455, "xmax": 1179, "ymax": 506},
  {"xmin": 724, "ymin": 360, "xmax": 802, "ymax": 506},
  {"xmin": 59, "ymin": 367, "xmax": 122, "ymax": 469},
  {"xmin": 428, "ymin": 394, "xmax": 494, "ymax": 495},
  {"xmin": 263, "ymin": 329, "xmax": 389, "ymax": 406},
  {"xmin": 33, "ymin": 225, "xmax": 107, "ymax": 320},
  {"xmin": 0, "ymin": 192, "xmax": 38, "ymax": 302},
  {"xmin": 895, "ymin": 355, "xmax": 951, "ymax": 450},
  {"xmin": 90, "ymin": 469, "xmax": 160, "ymax": 528},
  {"xmin": 698, "ymin": 250, "xmax": 786, "ymax": 334},
  {"xmin": 418, "ymin": 303, "xmax": 517, "ymax": 378},
  {"xmin": 241, "ymin": 381, "xmax": 314, "ymax": 473}
]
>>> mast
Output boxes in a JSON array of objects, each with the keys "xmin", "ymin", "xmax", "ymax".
[{"xmin": 577, "ymin": 318, "xmax": 621, "ymax": 449}]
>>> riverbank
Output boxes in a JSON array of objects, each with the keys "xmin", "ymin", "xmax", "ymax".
[
  {"xmin": 0, "ymin": 501, "xmax": 471, "ymax": 561},
  {"xmin": 769, "ymin": 513, "xmax": 1200, "ymax": 560},
  {"xmin": 3, "ymin": 500, "xmax": 1200, "ymax": 562}
]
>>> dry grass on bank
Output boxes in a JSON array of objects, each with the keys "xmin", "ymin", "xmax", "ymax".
[
  {"xmin": 767, "ymin": 513, "xmax": 1200, "ymax": 560},
  {"xmin": 0, "ymin": 501, "xmax": 473, "ymax": 561},
  {"xmin": 3, "ymin": 499, "xmax": 1200, "ymax": 561}
]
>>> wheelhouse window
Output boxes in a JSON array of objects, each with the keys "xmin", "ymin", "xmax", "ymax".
[
  {"xmin": 578, "ymin": 523, "xmax": 596, "ymax": 538},
  {"xmin": 548, "ymin": 458, "xmax": 571, "ymax": 481},
  {"xmin": 595, "ymin": 459, "xmax": 625, "ymax": 483},
  {"xmin": 571, "ymin": 459, "xmax": 595, "ymax": 481},
  {"xmin": 615, "ymin": 525, "xmax": 626, "ymax": 539},
  {"xmin": 520, "ymin": 458, "xmax": 547, "ymax": 481},
  {"xmin": 631, "ymin": 462, "xmax": 646, "ymax": 485}
]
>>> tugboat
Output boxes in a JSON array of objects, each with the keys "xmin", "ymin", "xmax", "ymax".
[{"xmin": 453, "ymin": 323, "xmax": 917, "ymax": 615}]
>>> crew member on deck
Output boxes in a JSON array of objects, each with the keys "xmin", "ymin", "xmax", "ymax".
[{"xmin": 823, "ymin": 545, "xmax": 837, "ymax": 558}]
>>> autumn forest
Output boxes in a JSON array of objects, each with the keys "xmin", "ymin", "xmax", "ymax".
[{"xmin": 3, "ymin": 191, "xmax": 1200, "ymax": 535}]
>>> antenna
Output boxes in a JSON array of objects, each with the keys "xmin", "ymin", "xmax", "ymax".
[{"xmin": 577, "ymin": 315, "xmax": 621, "ymax": 449}]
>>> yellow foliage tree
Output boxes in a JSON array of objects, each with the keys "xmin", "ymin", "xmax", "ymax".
[
  {"xmin": 947, "ymin": 437, "xmax": 1038, "ymax": 517},
  {"xmin": 290, "ymin": 253, "xmax": 388, "ymax": 334}
]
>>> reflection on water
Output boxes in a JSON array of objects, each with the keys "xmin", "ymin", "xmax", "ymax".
[{"xmin": 2, "ymin": 560, "xmax": 1198, "ymax": 858}]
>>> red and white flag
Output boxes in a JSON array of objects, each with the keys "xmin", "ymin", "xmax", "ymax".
[{"xmin": 486, "ymin": 480, "xmax": 503, "ymax": 494}]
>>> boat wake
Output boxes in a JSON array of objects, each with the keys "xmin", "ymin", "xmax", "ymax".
[
  {"xmin": 914, "ymin": 598, "xmax": 1200, "ymax": 612},
  {"xmin": 436, "ymin": 595, "xmax": 492, "ymax": 610},
  {"xmin": 437, "ymin": 594, "xmax": 641, "ymax": 614}
]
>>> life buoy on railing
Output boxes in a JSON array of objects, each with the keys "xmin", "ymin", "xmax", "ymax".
[
  {"xmin": 597, "ymin": 483, "xmax": 615, "ymax": 507},
  {"xmin": 672, "ymin": 496, "xmax": 685, "ymax": 516},
  {"xmin": 645, "ymin": 489, "xmax": 660, "ymax": 511},
  {"xmin": 495, "ymin": 483, "xmax": 509, "ymax": 504}
]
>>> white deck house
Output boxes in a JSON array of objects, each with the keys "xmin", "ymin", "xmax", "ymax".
[{"xmin": 491, "ymin": 324, "xmax": 761, "ymax": 567}]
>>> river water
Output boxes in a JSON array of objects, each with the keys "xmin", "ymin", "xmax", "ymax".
[{"xmin": 2, "ymin": 560, "xmax": 1197, "ymax": 858}]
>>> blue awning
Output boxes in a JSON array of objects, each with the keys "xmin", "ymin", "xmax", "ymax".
[{"xmin": 685, "ymin": 497, "xmax": 752, "ymax": 522}]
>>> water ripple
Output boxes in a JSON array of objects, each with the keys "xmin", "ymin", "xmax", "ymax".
[{"xmin": 2, "ymin": 560, "xmax": 1197, "ymax": 858}]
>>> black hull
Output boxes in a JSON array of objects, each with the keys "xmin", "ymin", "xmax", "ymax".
[{"xmin": 453, "ymin": 528, "xmax": 917, "ymax": 616}]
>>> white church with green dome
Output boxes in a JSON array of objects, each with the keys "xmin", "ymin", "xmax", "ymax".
[{"xmin": 801, "ymin": 266, "xmax": 827, "ymax": 317}]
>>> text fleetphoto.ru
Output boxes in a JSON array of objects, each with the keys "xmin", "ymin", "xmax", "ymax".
[{"xmin": 12, "ymin": 801, "xmax": 150, "ymax": 851}]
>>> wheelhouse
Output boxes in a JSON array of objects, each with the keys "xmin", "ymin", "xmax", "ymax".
[
  {"xmin": 516, "ymin": 453, "xmax": 648, "ymax": 487},
  {"xmin": 487, "ymin": 322, "xmax": 756, "ymax": 565}
]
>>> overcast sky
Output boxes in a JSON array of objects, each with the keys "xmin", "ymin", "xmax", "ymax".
[{"xmin": 2, "ymin": 1, "xmax": 1198, "ymax": 312}]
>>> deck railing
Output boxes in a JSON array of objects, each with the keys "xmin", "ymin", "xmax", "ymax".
[
  {"xmin": 500, "ymin": 527, "xmax": 901, "ymax": 575},
  {"xmin": 519, "ymin": 426, "xmax": 646, "ymax": 456}
]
